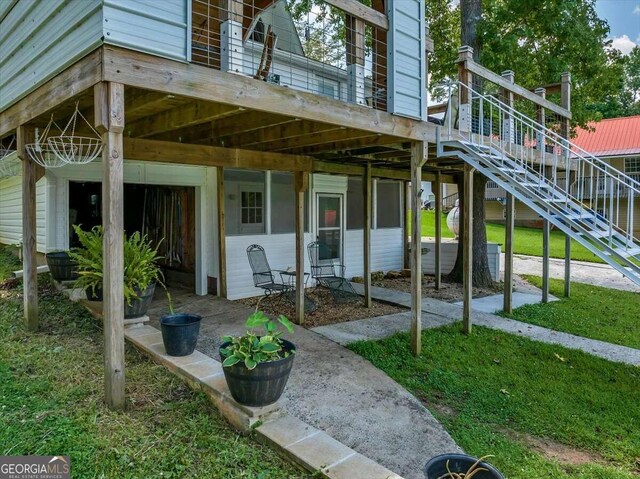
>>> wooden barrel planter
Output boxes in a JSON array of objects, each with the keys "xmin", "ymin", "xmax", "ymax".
[
  {"xmin": 45, "ymin": 251, "xmax": 77, "ymax": 282},
  {"xmin": 219, "ymin": 339, "xmax": 295, "ymax": 407}
]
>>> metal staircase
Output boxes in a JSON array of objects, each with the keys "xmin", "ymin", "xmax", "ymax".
[{"xmin": 436, "ymin": 82, "xmax": 640, "ymax": 286}]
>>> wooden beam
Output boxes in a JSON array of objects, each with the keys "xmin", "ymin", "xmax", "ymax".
[
  {"xmin": 434, "ymin": 171, "xmax": 442, "ymax": 290},
  {"xmin": 126, "ymin": 101, "xmax": 243, "ymax": 138},
  {"xmin": 463, "ymin": 164, "xmax": 473, "ymax": 334},
  {"xmin": 217, "ymin": 167, "xmax": 227, "ymax": 298},
  {"xmin": 229, "ymin": 121, "xmax": 339, "ymax": 149},
  {"xmin": 459, "ymin": 53, "xmax": 572, "ymax": 119},
  {"xmin": 273, "ymin": 129, "xmax": 369, "ymax": 152},
  {"xmin": 1, "ymin": 50, "xmax": 102, "ymax": 137},
  {"xmin": 17, "ymin": 126, "xmax": 38, "ymax": 332},
  {"xmin": 503, "ymin": 192, "xmax": 514, "ymax": 314},
  {"xmin": 95, "ymin": 82, "xmax": 126, "ymax": 410},
  {"xmin": 213, "ymin": 112, "xmax": 294, "ymax": 141},
  {"xmin": 102, "ymin": 46, "xmax": 435, "ymax": 143},
  {"xmin": 323, "ymin": 0, "xmax": 388, "ymax": 30},
  {"xmin": 294, "ymin": 171, "xmax": 308, "ymax": 325},
  {"xmin": 123, "ymin": 137, "xmax": 313, "ymax": 172},
  {"xmin": 284, "ymin": 134, "xmax": 400, "ymax": 155},
  {"xmin": 363, "ymin": 163, "xmax": 372, "ymax": 308},
  {"xmin": 346, "ymin": 15, "xmax": 366, "ymax": 105},
  {"xmin": 312, "ymin": 160, "xmax": 456, "ymax": 183},
  {"xmin": 410, "ymin": 141, "xmax": 426, "ymax": 356}
]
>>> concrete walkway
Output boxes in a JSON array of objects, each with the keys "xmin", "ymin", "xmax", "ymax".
[
  {"xmin": 453, "ymin": 291, "xmax": 558, "ymax": 314},
  {"xmin": 339, "ymin": 284, "xmax": 640, "ymax": 366},
  {"xmin": 148, "ymin": 290, "xmax": 461, "ymax": 479},
  {"xmin": 504, "ymin": 253, "xmax": 640, "ymax": 293}
]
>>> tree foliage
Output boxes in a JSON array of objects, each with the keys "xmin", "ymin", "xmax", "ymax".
[{"xmin": 427, "ymin": 0, "xmax": 625, "ymax": 127}]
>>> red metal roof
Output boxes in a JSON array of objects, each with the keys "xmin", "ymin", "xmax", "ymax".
[{"xmin": 572, "ymin": 115, "xmax": 640, "ymax": 157}]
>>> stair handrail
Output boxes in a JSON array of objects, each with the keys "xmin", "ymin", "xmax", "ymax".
[
  {"xmin": 465, "ymin": 83, "xmax": 640, "ymax": 194},
  {"xmin": 447, "ymin": 81, "xmax": 638, "ymax": 247}
]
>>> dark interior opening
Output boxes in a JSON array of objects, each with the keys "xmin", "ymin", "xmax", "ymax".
[{"xmin": 69, "ymin": 181, "xmax": 197, "ymax": 287}]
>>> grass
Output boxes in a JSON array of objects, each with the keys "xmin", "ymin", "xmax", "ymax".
[
  {"xmin": 0, "ymin": 266, "xmax": 309, "ymax": 477},
  {"xmin": 419, "ymin": 211, "xmax": 605, "ymax": 263},
  {"xmin": 349, "ymin": 326, "xmax": 640, "ymax": 479},
  {"xmin": 503, "ymin": 276, "xmax": 640, "ymax": 349},
  {"xmin": 0, "ymin": 246, "xmax": 20, "ymax": 282}
]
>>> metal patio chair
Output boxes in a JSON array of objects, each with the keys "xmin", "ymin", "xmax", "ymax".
[
  {"xmin": 307, "ymin": 241, "xmax": 358, "ymax": 304},
  {"xmin": 247, "ymin": 244, "xmax": 290, "ymax": 300},
  {"xmin": 246, "ymin": 244, "xmax": 316, "ymax": 312}
]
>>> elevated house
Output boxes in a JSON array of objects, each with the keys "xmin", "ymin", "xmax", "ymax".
[{"xmin": 1, "ymin": 0, "xmax": 638, "ymax": 409}]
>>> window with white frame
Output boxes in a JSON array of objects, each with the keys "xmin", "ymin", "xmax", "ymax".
[
  {"xmin": 224, "ymin": 170, "xmax": 266, "ymax": 235},
  {"xmin": 625, "ymin": 157, "xmax": 640, "ymax": 173}
]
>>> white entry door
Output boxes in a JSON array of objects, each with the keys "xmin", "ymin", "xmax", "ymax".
[{"xmin": 316, "ymin": 193, "xmax": 343, "ymax": 262}]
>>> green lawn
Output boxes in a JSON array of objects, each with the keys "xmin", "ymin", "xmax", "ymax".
[
  {"xmin": 503, "ymin": 276, "xmax": 640, "ymax": 349},
  {"xmin": 419, "ymin": 211, "xmax": 605, "ymax": 263},
  {"xmin": 349, "ymin": 327, "xmax": 640, "ymax": 479},
  {"xmin": 0, "ymin": 246, "xmax": 20, "ymax": 282},
  {"xmin": 0, "ymin": 267, "xmax": 308, "ymax": 477}
]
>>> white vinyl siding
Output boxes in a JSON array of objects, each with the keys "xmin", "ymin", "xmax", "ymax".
[{"xmin": 0, "ymin": 175, "xmax": 48, "ymax": 252}]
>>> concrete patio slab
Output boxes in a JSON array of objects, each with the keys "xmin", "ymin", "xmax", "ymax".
[
  {"xmin": 147, "ymin": 290, "xmax": 462, "ymax": 479},
  {"xmin": 452, "ymin": 291, "xmax": 558, "ymax": 314}
]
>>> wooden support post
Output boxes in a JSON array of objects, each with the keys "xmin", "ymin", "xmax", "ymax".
[
  {"xmin": 95, "ymin": 82, "xmax": 125, "ymax": 410},
  {"xmin": 294, "ymin": 171, "xmax": 308, "ymax": 325},
  {"xmin": 216, "ymin": 166, "xmax": 227, "ymax": 298},
  {"xmin": 542, "ymin": 218, "xmax": 550, "ymax": 304},
  {"xmin": 561, "ymin": 72, "xmax": 572, "ymax": 298},
  {"xmin": 536, "ymin": 87, "xmax": 551, "ymax": 304},
  {"xmin": 402, "ymin": 181, "xmax": 410, "ymax": 269},
  {"xmin": 346, "ymin": 15, "xmax": 366, "ymax": 105},
  {"xmin": 410, "ymin": 142, "xmax": 426, "ymax": 356},
  {"xmin": 434, "ymin": 172, "xmax": 442, "ymax": 290},
  {"xmin": 457, "ymin": 46, "xmax": 474, "ymax": 133},
  {"xmin": 17, "ymin": 126, "xmax": 38, "ymax": 332},
  {"xmin": 503, "ymin": 192, "xmax": 515, "ymax": 313},
  {"xmin": 363, "ymin": 163, "xmax": 372, "ymax": 308},
  {"xmin": 463, "ymin": 165, "xmax": 474, "ymax": 334}
]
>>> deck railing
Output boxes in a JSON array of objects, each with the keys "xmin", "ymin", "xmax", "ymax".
[{"xmin": 191, "ymin": 0, "xmax": 388, "ymax": 111}]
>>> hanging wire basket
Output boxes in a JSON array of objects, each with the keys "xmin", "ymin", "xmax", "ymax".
[
  {"xmin": 0, "ymin": 153, "xmax": 21, "ymax": 179},
  {"xmin": 0, "ymin": 136, "xmax": 19, "ymax": 178},
  {"xmin": 47, "ymin": 102, "xmax": 103, "ymax": 165},
  {"xmin": 26, "ymin": 116, "xmax": 69, "ymax": 168}
]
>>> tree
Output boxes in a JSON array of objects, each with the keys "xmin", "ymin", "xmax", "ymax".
[
  {"xmin": 447, "ymin": 0, "xmax": 494, "ymax": 288},
  {"xmin": 597, "ymin": 46, "xmax": 640, "ymax": 118}
]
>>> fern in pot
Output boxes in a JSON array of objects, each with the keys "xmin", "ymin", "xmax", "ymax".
[
  {"xmin": 70, "ymin": 225, "xmax": 165, "ymax": 318},
  {"xmin": 219, "ymin": 311, "xmax": 295, "ymax": 407}
]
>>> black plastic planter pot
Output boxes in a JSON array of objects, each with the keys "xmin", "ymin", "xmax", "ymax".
[
  {"xmin": 124, "ymin": 283, "xmax": 156, "ymax": 319},
  {"xmin": 425, "ymin": 454, "xmax": 504, "ymax": 479},
  {"xmin": 219, "ymin": 339, "xmax": 295, "ymax": 407},
  {"xmin": 160, "ymin": 314, "xmax": 202, "ymax": 357},
  {"xmin": 45, "ymin": 251, "xmax": 77, "ymax": 282},
  {"xmin": 86, "ymin": 287, "xmax": 103, "ymax": 302}
]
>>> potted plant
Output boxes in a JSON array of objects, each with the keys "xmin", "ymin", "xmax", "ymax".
[
  {"xmin": 45, "ymin": 250, "xmax": 78, "ymax": 282},
  {"xmin": 70, "ymin": 225, "xmax": 165, "ymax": 319},
  {"xmin": 219, "ymin": 311, "xmax": 295, "ymax": 407},
  {"xmin": 425, "ymin": 454, "xmax": 504, "ymax": 479},
  {"xmin": 159, "ymin": 302, "xmax": 202, "ymax": 357},
  {"xmin": 69, "ymin": 225, "xmax": 103, "ymax": 301}
]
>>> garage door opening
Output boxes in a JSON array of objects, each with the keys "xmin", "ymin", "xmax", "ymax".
[{"xmin": 69, "ymin": 181, "xmax": 197, "ymax": 290}]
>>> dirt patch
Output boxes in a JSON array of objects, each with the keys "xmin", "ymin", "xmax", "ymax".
[
  {"xmin": 237, "ymin": 287, "xmax": 407, "ymax": 328},
  {"xmin": 505, "ymin": 430, "xmax": 604, "ymax": 466},
  {"xmin": 372, "ymin": 274, "xmax": 502, "ymax": 303}
]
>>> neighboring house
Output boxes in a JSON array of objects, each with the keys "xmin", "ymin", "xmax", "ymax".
[{"xmin": 482, "ymin": 116, "xmax": 640, "ymax": 235}]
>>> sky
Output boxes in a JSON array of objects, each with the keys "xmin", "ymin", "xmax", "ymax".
[{"xmin": 595, "ymin": 0, "xmax": 640, "ymax": 54}]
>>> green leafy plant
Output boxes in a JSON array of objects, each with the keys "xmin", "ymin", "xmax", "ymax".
[
  {"xmin": 220, "ymin": 312, "xmax": 295, "ymax": 370},
  {"xmin": 69, "ymin": 225, "xmax": 167, "ymax": 305},
  {"xmin": 68, "ymin": 225, "xmax": 103, "ymax": 297}
]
